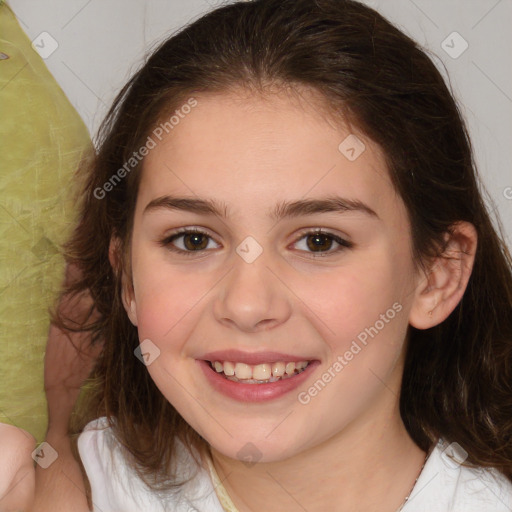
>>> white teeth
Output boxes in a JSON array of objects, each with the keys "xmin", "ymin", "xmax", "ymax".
[
  {"xmin": 285, "ymin": 362, "xmax": 296, "ymax": 375},
  {"xmin": 234, "ymin": 362, "xmax": 252, "ymax": 380},
  {"xmin": 252, "ymin": 363, "xmax": 272, "ymax": 380},
  {"xmin": 210, "ymin": 360, "xmax": 310, "ymax": 383},
  {"xmin": 272, "ymin": 362, "xmax": 285, "ymax": 377},
  {"xmin": 223, "ymin": 361, "xmax": 235, "ymax": 376}
]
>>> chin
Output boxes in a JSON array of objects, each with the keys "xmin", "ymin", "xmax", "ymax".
[{"xmin": 208, "ymin": 432, "xmax": 302, "ymax": 465}]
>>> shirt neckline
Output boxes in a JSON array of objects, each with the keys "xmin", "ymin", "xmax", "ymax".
[
  {"xmin": 204, "ymin": 453, "xmax": 240, "ymax": 512},
  {"xmin": 203, "ymin": 440, "xmax": 440, "ymax": 512}
]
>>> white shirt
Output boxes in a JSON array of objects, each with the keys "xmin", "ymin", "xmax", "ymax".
[{"xmin": 78, "ymin": 417, "xmax": 512, "ymax": 512}]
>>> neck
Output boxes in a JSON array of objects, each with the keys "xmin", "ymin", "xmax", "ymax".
[{"xmin": 209, "ymin": 365, "xmax": 428, "ymax": 512}]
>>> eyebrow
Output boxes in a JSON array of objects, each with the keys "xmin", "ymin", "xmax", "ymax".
[{"xmin": 143, "ymin": 195, "xmax": 380, "ymax": 221}]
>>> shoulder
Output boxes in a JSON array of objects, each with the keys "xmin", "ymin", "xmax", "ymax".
[
  {"xmin": 77, "ymin": 417, "xmax": 224, "ymax": 512},
  {"xmin": 403, "ymin": 439, "xmax": 512, "ymax": 512}
]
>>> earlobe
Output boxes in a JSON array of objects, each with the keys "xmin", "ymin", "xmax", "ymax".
[
  {"xmin": 409, "ymin": 221, "xmax": 477, "ymax": 330},
  {"xmin": 110, "ymin": 234, "xmax": 138, "ymax": 326},
  {"xmin": 128, "ymin": 299, "xmax": 138, "ymax": 326},
  {"xmin": 408, "ymin": 263, "xmax": 442, "ymax": 330},
  {"xmin": 109, "ymin": 236, "xmax": 120, "ymax": 272},
  {"xmin": 121, "ymin": 280, "xmax": 138, "ymax": 326}
]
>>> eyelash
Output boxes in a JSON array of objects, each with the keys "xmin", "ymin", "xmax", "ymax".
[{"xmin": 158, "ymin": 227, "xmax": 353, "ymax": 258}]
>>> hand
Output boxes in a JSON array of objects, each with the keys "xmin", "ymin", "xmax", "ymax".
[{"xmin": 0, "ymin": 423, "xmax": 36, "ymax": 512}]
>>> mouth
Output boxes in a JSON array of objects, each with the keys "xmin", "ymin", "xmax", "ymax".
[
  {"xmin": 198, "ymin": 356, "xmax": 320, "ymax": 402},
  {"xmin": 207, "ymin": 359, "xmax": 311, "ymax": 384}
]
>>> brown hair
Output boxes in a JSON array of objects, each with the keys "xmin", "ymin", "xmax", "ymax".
[{"xmin": 57, "ymin": 0, "xmax": 512, "ymax": 491}]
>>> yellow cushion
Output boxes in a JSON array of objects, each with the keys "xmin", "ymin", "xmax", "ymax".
[{"xmin": 0, "ymin": 0, "xmax": 91, "ymax": 442}]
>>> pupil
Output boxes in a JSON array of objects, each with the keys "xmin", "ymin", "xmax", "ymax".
[
  {"xmin": 307, "ymin": 234, "xmax": 331, "ymax": 252},
  {"xmin": 185, "ymin": 233, "xmax": 207, "ymax": 250},
  {"xmin": 182, "ymin": 233, "xmax": 332, "ymax": 252}
]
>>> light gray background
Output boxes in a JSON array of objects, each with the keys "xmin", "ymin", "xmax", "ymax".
[{"xmin": 8, "ymin": 0, "xmax": 512, "ymax": 247}]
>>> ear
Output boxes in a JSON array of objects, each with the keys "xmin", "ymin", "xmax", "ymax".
[
  {"xmin": 109, "ymin": 235, "xmax": 138, "ymax": 326},
  {"xmin": 409, "ymin": 221, "xmax": 477, "ymax": 329}
]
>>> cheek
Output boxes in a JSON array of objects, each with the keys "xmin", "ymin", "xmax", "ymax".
[
  {"xmin": 134, "ymin": 284, "xmax": 197, "ymax": 344},
  {"xmin": 305, "ymin": 257, "xmax": 406, "ymax": 350},
  {"xmin": 131, "ymin": 257, "xmax": 214, "ymax": 352},
  {"xmin": 296, "ymin": 266, "xmax": 408, "ymax": 427}
]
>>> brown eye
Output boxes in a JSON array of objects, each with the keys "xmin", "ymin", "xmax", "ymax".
[
  {"xmin": 306, "ymin": 233, "xmax": 334, "ymax": 252},
  {"xmin": 159, "ymin": 228, "xmax": 219, "ymax": 256},
  {"xmin": 292, "ymin": 230, "xmax": 353, "ymax": 257},
  {"xmin": 181, "ymin": 232, "xmax": 209, "ymax": 251}
]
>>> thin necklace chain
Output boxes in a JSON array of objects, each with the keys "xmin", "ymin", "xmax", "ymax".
[
  {"xmin": 394, "ymin": 447, "xmax": 432, "ymax": 512},
  {"xmin": 211, "ymin": 445, "xmax": 434, "ymax": 512}
]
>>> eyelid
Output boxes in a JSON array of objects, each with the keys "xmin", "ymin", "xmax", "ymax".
[
  {"xmin": 290, "ymin": 227, "xmax": 353, "ymax": 256},
  {"xmin": 163, "ymin": 226, "xmax": 218, "ymax": 241},
  {"xmin": 293, "ymin": 226, "xmax": 351, "ymax": 243},
  {"xmin": 158, "ymin": 227, "xmax": 220, "ymax": 256},
  {"xmin": 159, "ymin": 226, "xmax": 353, "ymax": 257}
]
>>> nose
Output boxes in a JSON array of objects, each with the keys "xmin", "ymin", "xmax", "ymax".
[{"xmin": 212, "ymin": 249, "xmax": 293, "ymax": 333}]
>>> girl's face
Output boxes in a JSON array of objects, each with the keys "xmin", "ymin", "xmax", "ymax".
[{"xmin": 124, "ymin": 88, "xmax": 422, "ymax": 463}]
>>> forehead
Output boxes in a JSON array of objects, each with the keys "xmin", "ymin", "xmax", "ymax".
[{"xmin": 137, "ymin": 88, "xmax": 399, "ymax": 224}]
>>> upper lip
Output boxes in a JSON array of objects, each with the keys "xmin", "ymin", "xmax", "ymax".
[{"xmin": 200, "ymin": 350, "xmax": 316, "ymax": 365}]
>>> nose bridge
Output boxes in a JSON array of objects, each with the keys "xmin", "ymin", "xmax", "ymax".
[{"xmin": 213, "ymin": 243, "xmax": 292, "ymax": 332}]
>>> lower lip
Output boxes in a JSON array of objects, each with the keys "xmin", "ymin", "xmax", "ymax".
[{"xmin": 197, "ymin": 359, "xmax": 320, "ymax": 402}]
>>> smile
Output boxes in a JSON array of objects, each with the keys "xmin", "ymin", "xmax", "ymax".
[
  {"xmin": 198, "ymin": 358, "xmax": 320, "ymax": 402},
  {"xmin": 208, "ymin": 360, "xmax": 310, "ymax": 384}
]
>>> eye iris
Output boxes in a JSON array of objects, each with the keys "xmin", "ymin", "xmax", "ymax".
[
  {"xmin": 307, "ymin": 233, "xmax": 332, "ymax": 252},
  {"xmin": 176, "ymin": 232, "xmax": 338, "ymax": 253},
  {"xmin": 184, "ymin": 233, "xmax": 208, "ymax": 251}
]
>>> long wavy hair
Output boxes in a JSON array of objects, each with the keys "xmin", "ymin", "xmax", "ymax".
[{"xmin": 56, "ymin": 0, "xmax": 512, "ymax": 492}]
